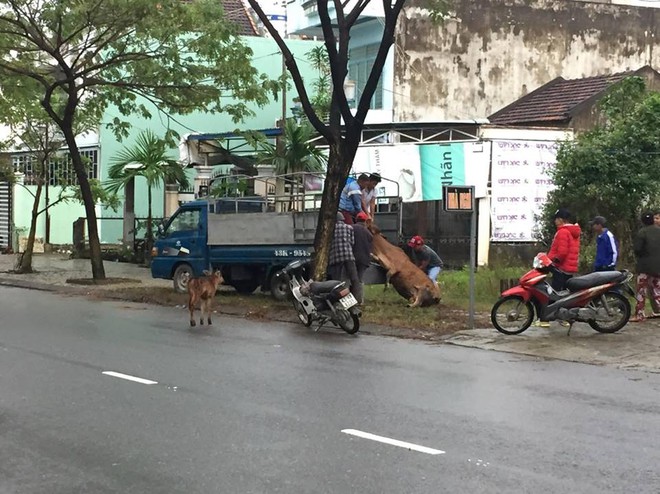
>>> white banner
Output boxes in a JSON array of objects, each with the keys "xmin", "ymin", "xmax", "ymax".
[
  {"xmin": 490, "ymin": 140, "xmax": 558, "ymax": 242},
  {"xmin": 353, "ymin": 145, "xmax": 423, "ymax": 202}
]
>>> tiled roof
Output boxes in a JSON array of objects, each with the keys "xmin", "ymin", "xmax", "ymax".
[
  {"xmin": 222, "ymin": 0, "xmax": 258, "ymax": 36},
  {"xmin": 488, "ymin": 70, "xmax": 642, "ymax": 125}
]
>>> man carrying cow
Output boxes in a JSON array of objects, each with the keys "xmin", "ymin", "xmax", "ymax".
[{"xmin": 338, "ymin": 174, "xmax": 370, "ymax": 224}]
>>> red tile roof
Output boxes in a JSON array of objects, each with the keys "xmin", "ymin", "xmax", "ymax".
[
  {"xmin": 488, "ymin": 69, "xmax": 648, "ymax": 125},
  {"xmin": 222, "ymin": 0, "xmax": 258, "ymax": 36}
]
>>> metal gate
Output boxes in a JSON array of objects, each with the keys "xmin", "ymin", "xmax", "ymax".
[{"xmin": 0, "ymin": 181, "xmax": 11, "ymax": 249}]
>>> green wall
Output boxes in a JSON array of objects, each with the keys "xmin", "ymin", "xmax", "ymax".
[{"xmin": 13, "ymin": 185, "xmax": 87, "ymax": 246}]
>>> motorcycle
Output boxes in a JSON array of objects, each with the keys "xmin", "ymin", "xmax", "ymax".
[
  {"xmin": 278, "ymin": 259, "xmax": 361, "ymax": 334},
  {"xmin": 491, "ymin": 253, "xmax": 635, "ymax": 335}
]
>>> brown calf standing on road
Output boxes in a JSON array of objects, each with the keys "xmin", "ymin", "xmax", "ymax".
[{"xmin": 188, "ymin": 270, "xmax": 224, "ymax": 327}]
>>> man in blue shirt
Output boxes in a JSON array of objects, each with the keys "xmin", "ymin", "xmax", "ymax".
[
  {"xmin": 338, "ymin": 174, "xmax": 369, "ymax": 224},
  {"xmin": 591, "ymin": 216, "xmax": 618, "ymax": 271}
]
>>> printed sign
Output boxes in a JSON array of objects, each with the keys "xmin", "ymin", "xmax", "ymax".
[
  {"xmin": 420, "ymin": 143, "xmax": 465, "ymax": 201},
  {"xmin": 490, "ymin": 140, "xmax": 558, "ymax": 242},
  {"xmin": 352, "ymin": 142, "xmax": 489, "ymax": 203}
]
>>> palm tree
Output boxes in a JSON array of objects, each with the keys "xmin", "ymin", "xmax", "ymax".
[
  {"xmin": 105, "ymin": 130, "xmax": 190, "ymax": 255},
  {"xmin": 255, "ymin": 119, "xmax": 327, "ymax": 210}
]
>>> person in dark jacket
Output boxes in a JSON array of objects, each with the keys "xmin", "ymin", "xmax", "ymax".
[
  {"xmin": 351, "ymin": 212, "xmax": 373, "ymax": 304},
  {"xmin": 631, "ymin": 211, "xmax": 660, "ymax": 322},
  {"xmin": 547, "ymin": 208, "xmax": 582, "ymax": 291},
  {"xmin": 591, "ymin": 216, "xmax": 618, "ymax": 271}
]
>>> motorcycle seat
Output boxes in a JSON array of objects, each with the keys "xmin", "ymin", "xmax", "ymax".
[
  {"xmin": 309, "ymin": 280, "xmax": 345, "ymax": 294},
  {"xmin": 565, "ymin": 271, "xmax": 626, "ymax": 291}
]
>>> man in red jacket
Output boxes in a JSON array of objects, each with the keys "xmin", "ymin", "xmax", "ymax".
[{"xmin": 547, "ymin": 208, "xmax": 582, "ymax": 292}]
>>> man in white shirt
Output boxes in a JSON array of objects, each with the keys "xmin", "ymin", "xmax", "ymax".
[{"xmin": 361, "ymin": 173, "xmax": 381, "ymax": 220}]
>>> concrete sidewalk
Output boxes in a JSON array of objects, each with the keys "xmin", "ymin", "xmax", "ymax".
[
  {"xmin": 0, "ymin": 253, "xmax": 170, "ymax": 290},
  {"xmin": 3, "ymin": 253, "xmax": 660, "ymax": 373},
  {"xmin": 443, "ymin": 319, "xmax": 660, "ymax": 373}
]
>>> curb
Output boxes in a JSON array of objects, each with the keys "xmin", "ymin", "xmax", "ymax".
[{"xmin": 0, "ymin": 276, "xmax": 417, "ymax": 338}]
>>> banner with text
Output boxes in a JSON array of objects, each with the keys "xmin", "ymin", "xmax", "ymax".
[
  {"xmin": 490, "ymin": 140, "xmax": 558, "ymax": 242},
  {"xmin": 353, "ymin": 142, "xmax": 489, "ymax": 203}
]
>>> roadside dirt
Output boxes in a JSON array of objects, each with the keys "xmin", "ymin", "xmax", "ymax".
[{"xmin": 87, "ymin": 286, "xmax": 491, "ymax": 341}]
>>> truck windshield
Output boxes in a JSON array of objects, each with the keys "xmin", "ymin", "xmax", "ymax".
[{"xmin": 165, "ymin": 209, "xmax": 200, "ymax": 235}]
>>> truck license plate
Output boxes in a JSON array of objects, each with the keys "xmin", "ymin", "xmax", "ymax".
[{"xmin": 339, "ymin": 293, "xmax": 358, "ymax": 309}]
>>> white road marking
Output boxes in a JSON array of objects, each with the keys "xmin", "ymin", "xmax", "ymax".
[
  {"xmin": 102, "ymin": 371, "xmax": 158, "ymax": 385},
  {"xmin": 341, "ymin": 429, "xmax": 445, "ymax": 455}
]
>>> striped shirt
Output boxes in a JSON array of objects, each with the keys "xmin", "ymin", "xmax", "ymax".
[{"xmin": 339, "ymin": 180, "xmax": 363, "ymax": 213}]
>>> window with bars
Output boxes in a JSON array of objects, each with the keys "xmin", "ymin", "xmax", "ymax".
[
  {"xmin": 12, "ymin": 148, "xmax": 99, "ymax": 186},
  {"xmin": 348, "ymin": 43, "xmax": 384, "ymax": 110}
]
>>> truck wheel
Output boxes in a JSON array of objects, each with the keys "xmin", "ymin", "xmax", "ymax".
[
  {"xmin": 232, "ymin": 280, "xmax": 259, "ymax": 294},
  {"xmin": 173, "ymin": 264, "xmax": 193, "ymax": 293},
  {"xmin": 270, "ymin": 271, "xmax": 290, "ymax": 301}
]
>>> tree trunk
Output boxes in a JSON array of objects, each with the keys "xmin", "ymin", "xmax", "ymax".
[
  {"xmin": 61, "ymin": 126, "xmax": 106, "ymax": 280},
  {"xmin": 312, "ymin": 145, "xmax": 345, "ymax": 280},
  {"xmin": 16, "ymin": 181, "xmax": 43, "ymax": 274}
]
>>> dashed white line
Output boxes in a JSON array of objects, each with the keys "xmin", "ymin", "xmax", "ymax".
[
  {"xmin": 102, "ymin": 371, "xmax": 158, "ymax": 385},
  {"xmin": 341, "ymin": 429, "xmax": 445, "ymax": 455}
]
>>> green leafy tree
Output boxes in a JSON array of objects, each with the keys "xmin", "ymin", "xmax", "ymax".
[
  {"xmin": 10, "ymin": 121, "xmax": 65, "ymax": 273},
  {"xmin": 305, "ymin": 46, "xmax": 331, "ymax": 123},
  {"xmin": 539, "ymin": 77, "xmax": 660, "ymax": 267},
  {"xmin": 105, "ymin": 130, "xmax": 190, "ymax": 255},
  {"xmin": 0, "ymin": 88, "xmax": 114, "ymax": 272},
  {"xmin": 247, "ymin": 0, "xmax": 452, "ymax": 279},
  {"xmin": 0, "ymin": 0, "xmax": 280, "ymax": 280}
]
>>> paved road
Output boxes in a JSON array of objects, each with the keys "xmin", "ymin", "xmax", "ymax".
[{"xmin": 1, "ymin": 286, "xmax": 660, "ymax": 493}]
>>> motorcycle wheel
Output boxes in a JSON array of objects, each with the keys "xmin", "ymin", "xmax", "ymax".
[
  {"xmin": 491, "ymin": 296, "xmax": 534, "ymax": 335},
  {"xmin": 337, "ymin": 310, "xmax": 360, "ymax": 334},
  {"xmin": 588, "ymin": 292, "xmax": 631, "ymax": 333},
  {"xmin": 292, "ymin": 300, "xmax": 312, "ymax": 327}
]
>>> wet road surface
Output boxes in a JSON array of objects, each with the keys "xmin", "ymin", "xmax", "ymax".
[{"xmin": 1, "ymin": 286, "xmax": 659, "ymax": 493}]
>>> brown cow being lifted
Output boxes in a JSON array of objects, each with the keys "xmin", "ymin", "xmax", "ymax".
[
  {"xmin": 188, "ymin": 269, "xmax": 224, "ymax": 327},
  {"xmin": 368, "ymin": 222, "xmax": 441, "ymax": 307}
]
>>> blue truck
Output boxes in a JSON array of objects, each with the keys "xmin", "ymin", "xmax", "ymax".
[{"xmin": 150, "ymin": 179, "xmax": 401, "ymax": 299}]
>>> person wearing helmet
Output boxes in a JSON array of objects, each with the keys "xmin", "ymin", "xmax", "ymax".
[
  {"xmin": 407, "ymin": 235, "xmax": 443, "ymax": 282},
  {"xmin": 547, "ymin": 208, "xmax": 582, "ymax": 292}
]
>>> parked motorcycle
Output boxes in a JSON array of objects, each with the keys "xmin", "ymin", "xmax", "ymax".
[
  {"xmin": 491, "ymin": 253, "xmax": 634, "ymax": 335},
  {"xmin": 279, "ymin": 259, "xmax": 361, "ymax": 334}
]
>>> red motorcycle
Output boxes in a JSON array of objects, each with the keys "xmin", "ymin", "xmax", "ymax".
[{"xmin": 491, "ymin": 253, "xmax": 634, "ymax": 335}]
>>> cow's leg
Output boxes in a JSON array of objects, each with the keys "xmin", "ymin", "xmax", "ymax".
[
  {"xmin": 407, "ymin": 287, "xmax": 423, "ymax": 308},
  {"xmin": 199, "ymin": 295, "xmax": 206, "ymax": 325},
  {"xmin": 188, "ymin": 292, "xmax": 198, "ymax": 327},
  {"xmin": 206, "ymin": 297, "xmax": 213, "ymax": 325},
  {"xmin": 384, "ymin": 271, "xmax": 393, "ymax": 291}
]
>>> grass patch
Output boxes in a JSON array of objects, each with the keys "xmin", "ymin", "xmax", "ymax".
[{"xmin": 90, "ymin": 266, "xmax": 523, "ymax": 336}]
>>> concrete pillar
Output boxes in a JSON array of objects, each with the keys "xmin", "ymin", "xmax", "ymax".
[
  {"xmin": 477, "ymin": 196, "xmax": 491, "ymax": 266},
  {"xmin": 164, "ymin": 184, "xmax": 179, "ymax": 218},
  {"xmin": 123, "ymin": 177, "xmax": 135, "ymax": 245}
]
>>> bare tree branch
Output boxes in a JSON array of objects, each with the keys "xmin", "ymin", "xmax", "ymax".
[
  {"xmin": 245, "ymin": 0, "xmax": 332, "ymax": 142},
  {"xmin": 317, "ymin": 0, "xmax": 353, "ymax": 128},
  {"xmin": 353, "ymin": 0, "xmax": 403, "ymax": 124},
  {"xmin": 345, "ymin": 0, "xmax": 372, "ymax": 27}
]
